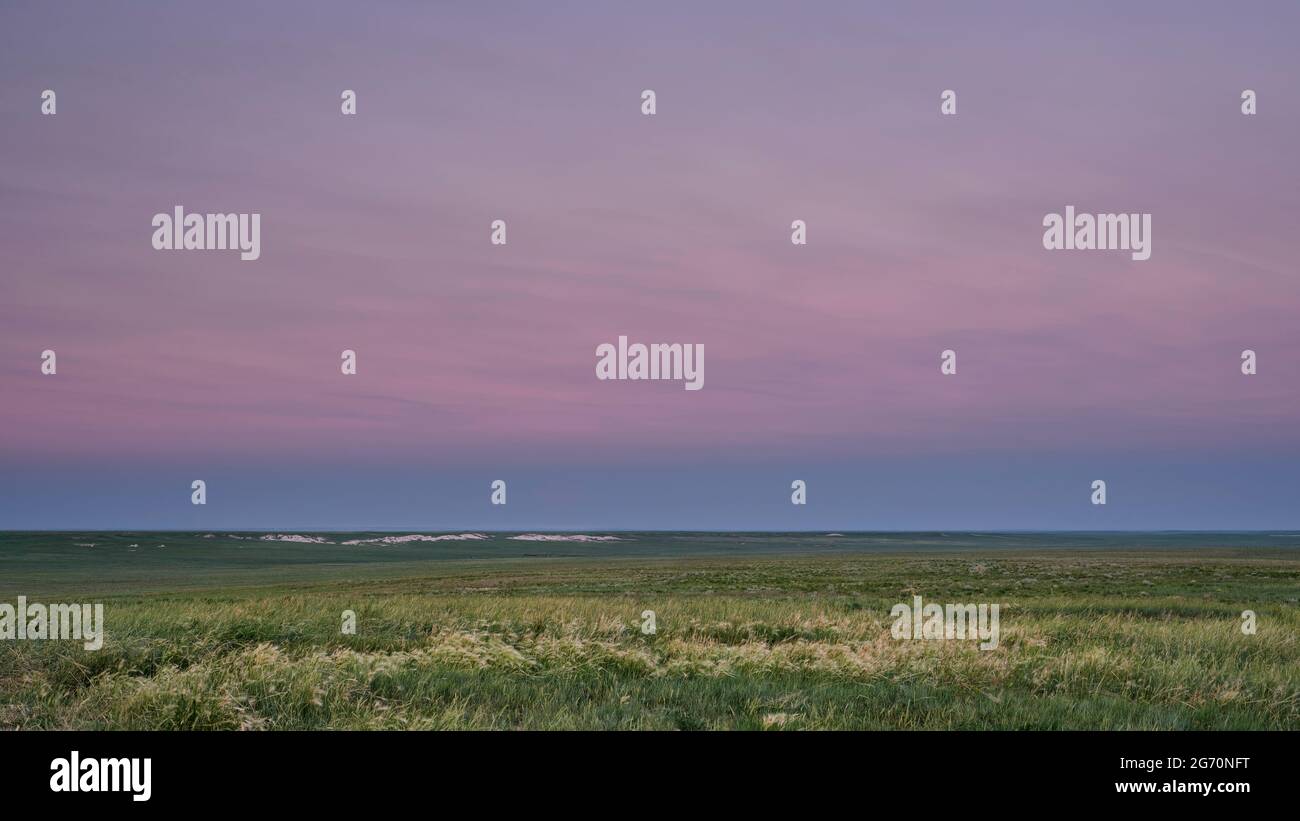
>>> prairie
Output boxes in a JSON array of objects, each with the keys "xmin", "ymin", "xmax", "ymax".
[{"xmin": 1, "ymin": 533, "xmax": 1297, "ymax": 730}]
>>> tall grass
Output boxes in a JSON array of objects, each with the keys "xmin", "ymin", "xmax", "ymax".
[{"xmin": 1, "ymin": 552, "xmax": 1296, "ymax": 729}]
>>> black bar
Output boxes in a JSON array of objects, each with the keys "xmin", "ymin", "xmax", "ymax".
[{"xmin": 1, "ymin": 730, "xmax": 1286, "ymax": 808}]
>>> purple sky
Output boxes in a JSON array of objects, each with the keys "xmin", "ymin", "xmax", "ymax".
[{"xmin": 2, "ymin": 2, "xmax": 1298, "ymax": 529}]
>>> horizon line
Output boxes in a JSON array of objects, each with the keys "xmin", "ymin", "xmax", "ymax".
[{"xmin": 4, "ymin": 528, "xmax": 1299, "ymax": 535}]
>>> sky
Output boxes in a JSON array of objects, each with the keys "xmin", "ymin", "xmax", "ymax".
[{"xmin": 1, "ymin": 1, "xmax": 1298, "ymax": 530}]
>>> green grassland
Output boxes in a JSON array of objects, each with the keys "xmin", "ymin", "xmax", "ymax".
[{"xmin": 1, "ymin": 541, "xmax": 1298, "ymax": 730}]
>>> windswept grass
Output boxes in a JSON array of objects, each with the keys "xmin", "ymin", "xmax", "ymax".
[{"xmin": 1, "ymin": 550, "xmax": 1297, "ymax": 729}]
